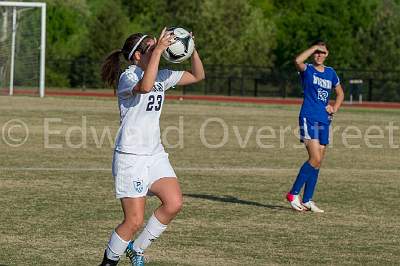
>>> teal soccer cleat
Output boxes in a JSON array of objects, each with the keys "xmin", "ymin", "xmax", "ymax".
[{"xmin": 126, "ymin": 241, "xmax": 145, "ymax": 266}]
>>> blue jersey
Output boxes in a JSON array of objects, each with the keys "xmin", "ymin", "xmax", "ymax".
[{"xmin": 299, "ymin": 63, "xmax": 340, "ymax": 124}]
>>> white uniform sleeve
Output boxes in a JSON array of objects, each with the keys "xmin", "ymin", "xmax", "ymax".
[
  {"xmin": 158, "ymin": 69, "xmax": 184, "ymax": 91},
  {"xmin": 118, "ymin": 67, "xmax": 142, "ymax": 98}
]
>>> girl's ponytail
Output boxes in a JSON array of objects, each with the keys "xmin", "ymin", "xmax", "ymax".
[
  {"xmin": 101, "ymin": 49, "xmax": 123, "ymax": 89},
  {"xmin": 101, "ymin": 33, "xmax": 151, "ymax": 93}
]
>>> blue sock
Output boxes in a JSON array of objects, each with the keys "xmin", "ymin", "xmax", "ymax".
[
  {"xmin": 303, "ymin": 166, "xmax": 320, "ymax": 203},
  {"xmin": 290, "ymin": 161, "xmax": 314, "ymax": 195}
]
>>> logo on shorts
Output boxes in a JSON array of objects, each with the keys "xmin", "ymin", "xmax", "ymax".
[{"xmin": 133, "ymin": 180, "xmax": 144, "ymax": 193}]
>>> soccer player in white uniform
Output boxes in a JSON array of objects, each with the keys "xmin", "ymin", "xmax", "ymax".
[{"xmin": 99, "ymin": 28, "xmax": 205, "ymax": 266}]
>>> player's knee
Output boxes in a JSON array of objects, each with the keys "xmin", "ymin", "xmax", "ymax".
[
  {"xmin": 309, "ymin": 158, "xmax": 322, "ymax": 168},
  {"xmin": 164, "ymin": 197, "xmax": 183, "ymax": 216},
  {"xmin": 123, "ymin": 216, "xmax": 144, "ymax": 233}
]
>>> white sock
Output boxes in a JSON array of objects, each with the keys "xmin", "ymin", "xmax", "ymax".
[
  {"xmin": 133, "ymin": 213, "xmax": 167, "ymax": 253},
  {"xmin": 106, "ymin": 230, "xmax": 129, "ymax": 261}
]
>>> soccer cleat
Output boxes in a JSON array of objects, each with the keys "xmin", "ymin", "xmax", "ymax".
[
  {"xmin": 286, "ymin": 192, "xmax": 306, "ymax": 212},
  {"xmin": 302, "ymin": 201, "xmax": 324, "ymax": 213},
  {"xmin": 126, "ymin": 241, "xmax": 145, "ymax": 266},
  {"xmin": 99, "ymin": 251, "xmax": 119, "ymax": 266}
]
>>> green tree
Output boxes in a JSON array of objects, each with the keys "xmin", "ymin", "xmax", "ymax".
[
  {"xmin": 121, "ymin": 0, "xmax": 201, "ymax": 40},
  {"xmin": 78, "ymin": 0, "xmax": 130, "ymax": 87},
  {"xmin": 272, "ymin": 0, "xmax": 378, "ymax": 70},
  {"xmin": 357, "ymin": 0, "xmax": 400, "ymax": 70},
  {"xmin": 45, "ymin": 0, "xmax": 89, "ymax": 86},
  {"xmin": 121, "ymin": 0, "xmax": 169, "ymax": 35},
  {"xmin": 356, "ymin": 0, "xmax": 400, "ymax": 101},
  {"xmin": 84, "ymin": 0, "xmax": 129, "ymax": 61},
  {"xmin": 119, "ymin": 0, "xmax": 276, "ymax": 67},
  {"xmin": 196, "ymin": 0, "xmax": 276, "ymax": 66}
]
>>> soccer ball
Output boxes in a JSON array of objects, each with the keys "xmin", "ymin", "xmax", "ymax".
[{"xmin": 162, "ymin": 27, "xmax": 195, "ymax": 64}]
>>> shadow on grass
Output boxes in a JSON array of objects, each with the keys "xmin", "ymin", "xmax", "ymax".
[{"xmin": 184, "ymin": 193, "xmax": 287, "ymax": 210}]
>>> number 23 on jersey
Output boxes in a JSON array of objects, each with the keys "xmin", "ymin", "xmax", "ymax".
[{"xmin": 146, "ymin": 95, "xmax": 163, "ymax": 111}]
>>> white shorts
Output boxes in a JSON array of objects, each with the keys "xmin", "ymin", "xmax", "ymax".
[{"xmin": 112, "ymin": 150, "xmax": 177, "ymax": 199}]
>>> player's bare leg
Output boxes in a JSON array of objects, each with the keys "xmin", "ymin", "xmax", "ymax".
[
  {"xmin": 126, "ymin": 178, "xmax": 182, "ymax": 265},
  {"xmin": 302, "ymin": 140, "xmax": 325, "ymax": 212},
  {"xmin": 151, "ymin": 177, "xmax": 183, "ymax": 224},
  {"xmin": 100, "ymin": 197, "xmax": 145, "ymax": 265},
  {"xmin": 117, "ymin": 197, "xmax": 146, "ymax": 240},
  {"xmin": 287, "ymin": 139, "xmax": 323, "ymax": 212},
  {"xmin": 305, "ymin": 139, "xmax": 325, "ymax": 169}
]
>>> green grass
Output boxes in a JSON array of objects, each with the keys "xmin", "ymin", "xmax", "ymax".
[{"xmin": 0, "ymin": 96, "xmax": 399, "ymax": 265}]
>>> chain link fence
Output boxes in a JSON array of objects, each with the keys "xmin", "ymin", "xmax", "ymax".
[{"xmin": 46, "ymin": 59, "xmax": 400, "ymax": 102}]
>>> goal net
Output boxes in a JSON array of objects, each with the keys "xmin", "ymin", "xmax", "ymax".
[{"xmin": 0, "ymin": 2, "xmax": 46, "ymax": 97}]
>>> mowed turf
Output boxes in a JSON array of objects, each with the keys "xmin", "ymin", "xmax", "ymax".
[{"xmin": 0, "ymin": 96, "xmax": 399, "ymax": 265}]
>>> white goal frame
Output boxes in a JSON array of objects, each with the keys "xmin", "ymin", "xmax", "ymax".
[{"xmin": 0, "ymin": 1, "xmax": 46, "ymax": 97}]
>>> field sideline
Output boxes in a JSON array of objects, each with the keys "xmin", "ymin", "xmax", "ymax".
[
  {"xmin": 0, "ymin": 96, "xmax": 399, "ymax": 265},
  {"xmin": 4, "ymin": 88, "xmax": 400, "ymax": 109}
]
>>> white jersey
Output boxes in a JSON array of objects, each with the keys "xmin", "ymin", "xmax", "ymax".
[{"xmin": 114, "ymin": 65, "xmax": 184, "ymax": 155}]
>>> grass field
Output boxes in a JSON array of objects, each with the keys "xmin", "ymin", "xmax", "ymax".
[{"xmin": 0, "ymin": 96, "xmax": 399, "ymax": 265}]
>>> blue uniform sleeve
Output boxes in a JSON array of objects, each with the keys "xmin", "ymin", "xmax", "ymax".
[
  {"xmin": 299, "ymin": 63, "xmax": 311, "ymax": 77},
  {"xmin": 299, "ymin": 63, "xmax": 312, "ymax": 85},
  {"xmin": 332, "ymin": 69, "xmax": 340, "ymax": 88}
]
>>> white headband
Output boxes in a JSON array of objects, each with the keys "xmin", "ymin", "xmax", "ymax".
[{"xmin": 128, "ymin": 35, "xmax": 148, "ymax": 60}]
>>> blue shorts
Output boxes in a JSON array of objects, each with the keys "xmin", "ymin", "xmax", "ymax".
[{"xmin": 299, "ymin": 116, "xmax": 330, "ymax": 145}]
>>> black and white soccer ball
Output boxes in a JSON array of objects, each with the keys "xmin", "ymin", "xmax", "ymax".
[{"xmin": 162, "ymin": 27, "xmax": 195, "ymax": 64}]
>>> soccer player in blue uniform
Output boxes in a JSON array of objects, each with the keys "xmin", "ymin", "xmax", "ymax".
[{"xmin": 286, "ymin": 40, "xmax": 344, "ymax": 212}]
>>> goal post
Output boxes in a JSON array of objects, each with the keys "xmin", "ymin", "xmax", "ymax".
[{"xmin": 0, "ymin": 1, "xmax": 46, "ymax": 97}]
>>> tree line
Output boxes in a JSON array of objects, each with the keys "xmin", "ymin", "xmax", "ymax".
[{"xmin": 31, "ymin": 0, "xmax": 400, "ymax": 99}]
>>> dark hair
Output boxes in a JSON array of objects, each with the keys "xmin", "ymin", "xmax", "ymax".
[
  {"xmin": 311, "ymin": 39, "xmax": 328, "ymax": 50},
  {"xmin": 101, "ymin": 33, "xmax": 152, "ymax": 90}
]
